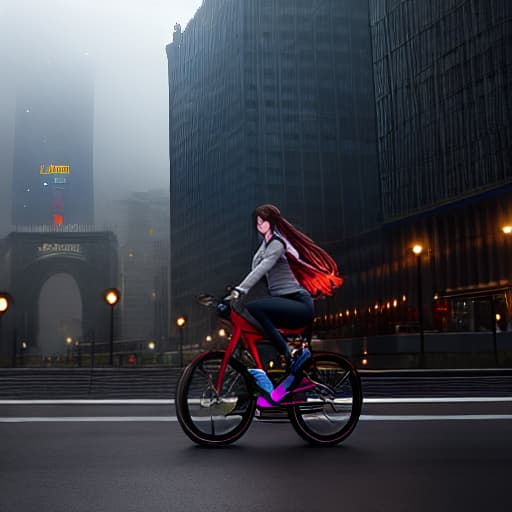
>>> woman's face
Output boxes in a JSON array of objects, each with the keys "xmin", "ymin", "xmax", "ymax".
[{"xmin": 256, "ymin": 215, "xmax": 271, "ymax": 236}]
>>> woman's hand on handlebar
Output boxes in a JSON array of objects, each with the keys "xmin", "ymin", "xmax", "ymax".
[{"xmin": 224, "ymin": 287, "xmax": 244, "ymax": 302}]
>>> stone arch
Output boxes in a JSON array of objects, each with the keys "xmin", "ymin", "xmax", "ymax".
[
  {"xmin": 13, "ymin": 255, "xmax": 107, "ymax": 350},
  {"xmin": 4, "ymin": 232, "xmax": 118, "ymax": 360},
  {"xmin": 37, "ymin": 272, "xmax": 83, "ymax": 354}
]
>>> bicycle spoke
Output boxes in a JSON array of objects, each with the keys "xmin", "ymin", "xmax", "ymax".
[
  {"xmin": 289, "ymin": 354, "xmax": 362, "ymax": 445},
  {"xmin": 176, "ymin": 351, "xmax": 257, "ymax": 446}
]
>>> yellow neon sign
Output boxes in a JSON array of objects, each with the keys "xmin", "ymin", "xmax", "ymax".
[{"xmin": 40, "ymin": 164, "xmax": 70, "ymax": 175}]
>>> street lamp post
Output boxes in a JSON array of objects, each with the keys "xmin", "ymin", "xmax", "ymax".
[
  {"xmin": 103, "ymin": 288, "xmax": 120, "ymax": 367},
  {"xmin": 176, "ymin": 316, "xmax": 186, "ymax": 368},
  {"xmin": 0, "ymin": 293, "xmax": 13, "ymax": 363},
  {"xmin": 412, "ymin": 245, "xmax": 425, "ymax": 367},
  {"xmin": 65, "ymin": 336, "xmax": 73, "ymax": 365},
  {"xmin": 20, "ymin": 340, "xmax": 27, "ymax": 367},
  {"xmin": 75, "ymin": 339, "xmax": 82, "ymax": 368}
]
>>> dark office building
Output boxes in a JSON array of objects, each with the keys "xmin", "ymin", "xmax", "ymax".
[
  {"xmin": 370, "ymin": 0, "xmax": 512, "ymax": 220},
  {"xmin": 11, "ymin": 53, "xmax": 94, "ymax": 227},
  {"xmin": 325, "ymin": 0, "xmax": 512, "ymax": 339},
  {"xmin": 166, "ymin": 0, "xmax": 380, "ymax": 341}
]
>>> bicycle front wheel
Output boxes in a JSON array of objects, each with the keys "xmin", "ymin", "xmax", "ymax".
[
  {"xmin": 288, "ymin": 353, "xmax": 362, "ymax": 446},
  {"xmin": 175, "ymin": 350, "xmax": 257, "ymax": 446}
]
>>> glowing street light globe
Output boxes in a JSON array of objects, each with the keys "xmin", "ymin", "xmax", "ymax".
[
  {"xmin": 104, "ymin": 288, "xmax": 120, "ymax": 306},
  {"xmin": 502, "ymin": 226, "xmax": 512, "ymax": 234},
  {"xmin": 412, "ymin": 244, "xmax": 423, "ymax": 255},
  {"xmin": 176, "ymin": 316, "xmax": 186, "ymax": 328},
  {"xmin": 0, "ymin": 297, "xmax": 9, "ymax": 314}
]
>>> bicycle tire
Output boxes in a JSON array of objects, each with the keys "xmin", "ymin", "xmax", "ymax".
[
  {"xmin": 288, "ymin": 352, "xmax": 362, "ymax": 446},
  {"xmin": 175, "ymin": 350, "xmax": 257, "ymax": 446}
]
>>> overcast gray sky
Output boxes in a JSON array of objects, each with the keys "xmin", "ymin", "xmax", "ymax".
[{"xmin": 0, "ymin": 0, "xmax": 202, "ymax": 234}]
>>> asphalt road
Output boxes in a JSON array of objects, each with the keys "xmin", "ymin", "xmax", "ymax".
[{"xmin": 1, "ymin": 401, "xmax": 511, "ymax": 512}]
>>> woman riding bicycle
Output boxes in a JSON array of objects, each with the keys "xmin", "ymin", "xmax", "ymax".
[{"xmin": 225, "ymin": 204, "xmax": 343, "ymax": 394}]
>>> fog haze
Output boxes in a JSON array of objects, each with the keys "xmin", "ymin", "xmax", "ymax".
[{"xmin": 0, "ymin": 0, "xmax": 203, "ymax": 235}]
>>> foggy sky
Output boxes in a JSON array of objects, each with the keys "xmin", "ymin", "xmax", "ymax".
[{"xmin": 0, "ymin": 0, "xmax": 203, "ymax": 236}]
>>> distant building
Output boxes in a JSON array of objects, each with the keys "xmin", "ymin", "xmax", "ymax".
[
  {"xmin": 11, "ymin": 53, "xmax": 94, "ymax": 227},
  {"xmin": 116, "ymin": 190, "xmax": 170, "ymax": 347},
  {"xmin": 166, "ymin": 0, "xmax": 380, "ymax": 341}
]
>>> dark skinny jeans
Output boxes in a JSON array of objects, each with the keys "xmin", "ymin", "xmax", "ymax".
[{"xmin": 245, "ymin": 290, "xmax": 314, "ymax": 364}]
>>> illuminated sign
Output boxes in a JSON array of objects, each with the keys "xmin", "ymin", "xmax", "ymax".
[
  {"xmin": 37, "ymin": 243, "xmax": 82, "ymax": 254},
  {"xmin": 40, "ymin": 164, "xmax": 70, "ymax": 175}
]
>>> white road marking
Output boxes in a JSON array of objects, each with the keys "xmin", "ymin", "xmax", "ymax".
[
  {"xmin": 361, "ymin": 415, "xmax": 512, "ymax": 421},
  {"xmin": 0, "ymin": 399, "xmax": 174, "ymax": 405},
  {"xmin": 0, "ymin": 416, "xmax": 177, "ymax": 423},
  {"xmin": 1, "ymin": 414, "xmax": 512, "ymax": 423},
  {"xmin": 363, "ymin": 397, "xmax": 512, "ymax": 403},
  {"xmin": 0, "ymin": 397, "xmax": 511, "ymax": 405}
]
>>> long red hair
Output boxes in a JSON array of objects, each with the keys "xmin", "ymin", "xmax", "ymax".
[{"xmin": 255, "ymin": 204, "xmax": 344, "ymax": 297}]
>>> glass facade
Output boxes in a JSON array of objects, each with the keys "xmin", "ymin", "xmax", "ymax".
[
  {"xmin": 166, "ymin": 0, "xmax": 380, "ymax": 341},
  {"xmin": 321, "ymin": 0, "xmax": 512, "ymax": 339},
  {"xmin": 370, "ymin": 0, "xmax": 512, "ymax": 220}
]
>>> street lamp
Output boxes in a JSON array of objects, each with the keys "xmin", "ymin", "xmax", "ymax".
[
  {"xmin": 176, "ymin": 316, "xmax": 186, "ymax": 368},
  {"xmin": 0, "ymin": 295, "xmax": 10, "ymax": 315},
  {"xmin": 0, "ymin": 293, "xmax": 12, "ymax": 360},
  {"xmin": 65, "ymin": 336, "xmax": 73, "ymax": 364},
  {"xmin": 412, "ymin": 244, "xmax": 425, "ymax": 367},
  {"xmin": 75, "ymin": 339, "xmax": 82, "ymax": 368},
  {"xmin": 20, "ymin": 340, "xmax": 27, "ymax": 367},
  {"xmin": 103, "ymin": 288, "xmax": 120, "ymax": 367}
]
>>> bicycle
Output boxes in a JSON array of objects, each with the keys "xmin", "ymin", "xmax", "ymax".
[{"xmin": 175, "ymin": 293, "xmax": 363, "ymax": 446}]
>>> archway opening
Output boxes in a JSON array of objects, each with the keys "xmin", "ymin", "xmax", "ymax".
[{"xmin": 38, "ymin": 273, "xmax": 83, "ymax": 356}]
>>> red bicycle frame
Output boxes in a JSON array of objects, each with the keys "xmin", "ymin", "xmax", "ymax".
[{"xmin": 215, "ymin": 307, "xmax": 306, "ymax": 393}]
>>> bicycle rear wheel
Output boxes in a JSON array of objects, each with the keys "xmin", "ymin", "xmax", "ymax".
[
  {"xmin": 175, "ymin": 351, "xmax": 257, "ymax": 446},
  {"xmin": 288, "ymin": 353, "xmax": 362, "ymax": 446}
]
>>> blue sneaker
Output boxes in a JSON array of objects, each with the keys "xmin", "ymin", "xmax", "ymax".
[
  {"xmin": 290, "ymin": 348, "xmax": 312, "ymax": 373},
  {"xmin": 248, "ymin": 368, "xmax": 274, "ymax": 395}
]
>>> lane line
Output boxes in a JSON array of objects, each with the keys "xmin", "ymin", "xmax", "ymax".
[
  {"xmin": 0, "ymin": 416, "xmax": 176, "ymax": 423},
  {"xmin": 363, "ymin": 397, "xmax": 512, "ymax": 403},
  {"xmin": 0, "ymin": 399, "xmax": 174, "ymax": 405},
  {"xmin": 1, "ymin": 414, "xmax": 512, "ymax": 423},
  {"xmin": 361, "ymin": 415, "xmax": 512, "ymax": 421},
  {"xmin": 1, "ymin": 397, "xmax": 511, "ymax": 405}
]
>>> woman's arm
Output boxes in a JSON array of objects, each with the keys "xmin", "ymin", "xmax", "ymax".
[{"xmin": 236, "ymin": 238, "xmax": 285, "ymax": 294}]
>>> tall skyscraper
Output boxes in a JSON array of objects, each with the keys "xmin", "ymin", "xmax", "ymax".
[
  {"xmin": 328, "ymin": 0, "xmax": 512, "ymax": 337},
  {"xmin": 167, "ymin": 0, "xmax": 380, "ymax": 339},
  {"xmin": 370, "ymin": 0, "xmax": 512, "ymax": 221},
  {"xmin": 11, "ymin": 52, "xmax": 94, "ymax": 227}
]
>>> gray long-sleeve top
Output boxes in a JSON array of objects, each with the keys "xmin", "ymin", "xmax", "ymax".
[{"xmin": 237, "ymin": 237, "xmax": 303, "ymax": 296}]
